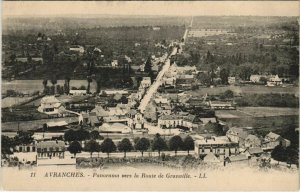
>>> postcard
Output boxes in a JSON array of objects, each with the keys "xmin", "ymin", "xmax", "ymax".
[{"xmin": 1, "ymin": 1, "xmax": 299, "ymax": 191}]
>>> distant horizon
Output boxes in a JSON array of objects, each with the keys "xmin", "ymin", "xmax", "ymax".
[{"xmin": 3, "ymin": 1, "xmax": 300, "ymax": 17}]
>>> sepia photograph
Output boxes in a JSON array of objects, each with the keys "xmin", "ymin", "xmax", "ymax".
[{"xmin": 1, "ymin": 1, "xmax": 299, "ymax": 191}]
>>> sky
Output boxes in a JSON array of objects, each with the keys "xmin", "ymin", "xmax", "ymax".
[{"xmin": 3, "ymin": 1, "xmax": 300, "ymax": 17}]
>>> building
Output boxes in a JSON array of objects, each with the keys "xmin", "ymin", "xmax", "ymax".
[
  {"xmin": 262, "ymin": 132, "xmax": 290, "ymax": 150},
  {"xmin": 99, "ymin": 123, "xmax": 131, "ymax": 134},
  {"xmin": 203, "ymin": 152, "xmax": 220, "ymax": 163},
  {"xmin": 69, "ymin": 89, "xmax": 87, "ymax": 96},
  {"xmin": 226, "ymin": 127, "xmax": 249, "ymax": 146},
  {"xmin": 37, "ymin": 96, "xmax": 65, "ymax": 116},
  {"xmin": 158, "ymin": 115, "xmax": 183, "ymax": 128},
  {"xmin": 208, "ymin": 101, "xmax": 236, "ymax": 110},
  {"xmin": 243, "ymin": 147, "xmax": 264, "ymax": 157},
  {"xmin": 194, "ymin": 136, "xmax": 239, "ymax": 158},
  {"xmin": 36, "ymin": 140, "xmax": 65, "ymax": 159},
  {"xmin": 127, "ymin": 110, "xmax": 145, "ymax": 129},
  {"xmin": 111, "ymin": 60, "xmax": 118, "ymax": 67},
  {"xmin": 267, "ymin": 75, "xmax": 282, "ymax": 86},
  {"xmin": 244, "ymin": 134, "xmax": 262, "ymax": 148},
  {"xmin": 140, "ymin": 77, "xmax": 151, "ymax": 89},
  {"xmin": 250, "ymin": 75, "xmax": 266, "ymax": 83},
  {"xmin": 69, "ymin": 45, "xmax": 84, "ymax": 54},
  {"xmin": 225, "ymin": 154, "xmax": 249, "ymax": 164},
  {"xmin": 182, "ymin": 114, "xmax": 202, "ymax": 131},
  {"xmin": 228, "ymin": 77, "xmax": 236, "ymax": 85}
]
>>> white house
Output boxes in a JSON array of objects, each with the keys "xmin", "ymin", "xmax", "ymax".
[
  {"xmin": 140, "ymin": 77, "xmax": 151, "ymax": 89},
  {"xmin": 111, "ymin": 60, "xmax": 118, "ymax": 67},
  {"xmin": 69, "ymin": 89, "xmax": 87, "ymax": 95},
  {"xmin": 38, "ymin": 96, "xmax": 65, "ymax": 116},
  {"xmin": 267, "ymin": 75, "xmax": 282, "ymax": 86},
  {"xmin": 69, "ymin": 45, "xmax": 84, "ymax": 54}
]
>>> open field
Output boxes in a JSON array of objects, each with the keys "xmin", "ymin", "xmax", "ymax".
[
  {"xmin": 216, "ymin": 107, "xmax": 299, "ymax": 118},
  {"xmin": 1, "ymin": 117, "xmax": 78, "ymax": 132},
  {"xmin": 2, "ymin": 96, "xmax": 33, "ymax": 108},
  {"xmin": 219, "ymin": 115, "xmax": 298, "ymax": 130},
  {"xmin": 187, "ymin": 85, "xmax": 299, "ymax": 96},
  {"xmin": 2, "ymin": 80, "xmax": 97, "ymax": 94}
]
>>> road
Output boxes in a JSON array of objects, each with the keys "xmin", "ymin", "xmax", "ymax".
[
  {"xmin": 73, "ymin": 150, "xmax": 194, "ymax": 158},
  {"xmin": 138, "ymin": 54, "xmax": 174, "ymax": 113}
]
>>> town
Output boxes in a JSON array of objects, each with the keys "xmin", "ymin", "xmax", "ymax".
[{"xmin": 1, "ymin": 15, "xmax": 299, "ymax": 172}]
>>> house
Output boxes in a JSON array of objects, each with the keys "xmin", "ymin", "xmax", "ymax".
[
  {"xmin": 226, "ymin": 127, "xmax": 249, "ymax": 146},
  {"xmin": 154, "ymin": 96, "xmax": 170, "ymax": 106},
  {"xmin": 140, "ymin": 77, "xmax": 151, "ymax": 89},
  {"xmin": 127, "ymin": 110, "xmax": 144, "ymax": 129},
  {"xmin": 250, "ymin": 75, "xmax": 266, "ymax": 83},
  {"xmin": 243, "ymin": 147, "xmax": 264, "ymax": 157},
  {"xmin": 99, "ymin": 123, "xmax": 131, "ymax": 134},
  {"xmin": 207, "ymin": 101, "xmax": 236, "ymax": 110},
  {"xmin": 266, "ymin": 75, "xmax": 282, "ymax": 87},
  {"xmin": 111, "ymin": 60, "xmax": 118, "ymax": 67},
  {"xmin": 15, "ymin": 142, "xmax": 36, "ymax": 153},
  {"xmin": 262, "ymin": 132, "xmax": 290, "ymax": 149},
  {"xmin": 225, "ymin": 154, "xmax": 248, "ymax": 164},
  {"xmin": 36, "ymin": 140, "xmax": 65, "ymax": 159},
  {"xmin": 91, "ymin": 105, "xmax": 109, "ymax": 117},
  {"xmin": 69, "ymin": 45, "xmax": 84, "ymax": 54},
  {"xmin": 182, "ymin": 114, "xmax": 202, "ymax": 131},
  {"xmin": 37, "ymin": 96, "xmax": 65, "ymax": 116},
  {"xmin": 158, "ymin": 115, "xmax": 183, "ymax": 128},
  {"xmin": 244, "ymin": 134, "xmax": 262, "ymax": 148},
  {"xmin": 46, "ymin": 121, "xmax": 68, "ymax": 128},
  {"xmin": 228, "ymin": 77, "xmax": 236, "ymax": 85},
  {"xmin": 144, "ymin": 101, "xmax": 158, "ymax": 123},
  {"xmin": 199, "ymin": 117, "xmax": 217, "ymax": 124},
  {"xmin": 69, "ymin": 89, "xmax": 87, "ymax": 96},
  {"xmin": 194, "ymin": 136, "xmax": 239, "ymax": 158},
  {"xmin": 203, "ymin": 152, "xmax": 220, "ymax": 163},
  {"xmin": 16, "ymin": 57, "xmax": 43, "ymax": 64}
]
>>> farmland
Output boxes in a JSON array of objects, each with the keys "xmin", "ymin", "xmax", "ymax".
[{"xmin": 187, "ymin": 85, "xmax": 299, "ymax": 96}]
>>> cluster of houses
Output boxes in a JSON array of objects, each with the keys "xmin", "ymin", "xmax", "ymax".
[{"xmin": 194, "ymin": 127, "xmax": 291, "ymax": 164}]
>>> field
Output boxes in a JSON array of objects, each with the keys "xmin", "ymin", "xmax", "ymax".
[
  {"xmin": 2, "ymin": 80, "xmax": 97, "ymax": 94},
  {"xmin": 1, "ymin": 116, "xmax": 78, "ymax": 131},
  {"xmin": 216, "ymin": 107, "xmax": 298, "ymax": 129},
  {"xmin": 187, "ymin": 85, "xmax": 299, "ymax": 96},
  {"xmin": 216, "ymin": 107, "xmax": 299, "ymax": 118},
  {"xmin": 2, "ymin": 96, "xmax": 33, "ymax": 108}
]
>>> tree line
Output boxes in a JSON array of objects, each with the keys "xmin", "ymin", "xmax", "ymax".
[{"xmin": 67, "ymin": 133, "xmax": 195, "ymax": 158}]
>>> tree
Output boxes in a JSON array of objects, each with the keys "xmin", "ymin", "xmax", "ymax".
[
  {"xmin": 220, "ymin": 68, "xmax": 229, "ymax": 85},
  {"xmin": 204, "ymin": 122, "xmax": 225, "ymax": 136},
  {"xmin": 14, "ymin": 131, "xmax": 34, "ymax": 145},
  {"xmin": 42, "ymin": 79, "xmax": 48, "ymax": 93},
  {"xmin": 100, "ymin": 138, "xmax": 116, "ymax": 158},
  {"xmin": 152, "ymin": 133, "xmax": 167, "ymax": 157},
  {"xmin": 197, "ymin": 73, "xmax": 211, "ymax": 86},
  {"xmin": 220, "ymin": 90, "xmax": 234, "ymax": 100},
  {"xmin": 84, "ymin": 140, "xmax": 100, "ymax": 158},
  {"xmin": 87, "ymin": 76, "xmax": 93, "ymax": 94},
  {"xmin": 68, "ymin": 141, "xmax": 82, "ymax": 157},
  {"xmin": 183, "ymin": 136, "xmax": 194, "ymax": 155},
  {"xmin": 271, "ymin": 145, "xmax": 287, "ymax": 164},
  {"xmin": 1, "ymin": 135, "xmax": 14, "ymax": 155},
  {"xmin": 169, "ymin": 135, "xmax": 184, "ymax": 156},
  {"xmin": 76, "ymin": 130, "xmax": 90, "ymax": 141},
  {"xmin": 286, "ymin": 146, "xmax": 299, "ymax": 167},
  {"xmin": 135, "ymin": 137, "xmax": 150, "ymax": 157},
  {"xmin": 90, "ymin": 130, "xmax": 103, "ymax": 140},
  {"xmin": 117, "ymin": 138, "xmax": 133, "ymax": 158},
  {"xmin": 64, "ymin": 130, "xmax": 76, "ymax": 142},
  {"xmin": 50, "ymin": 76, "xmax": 57, "ymax": 95}
]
